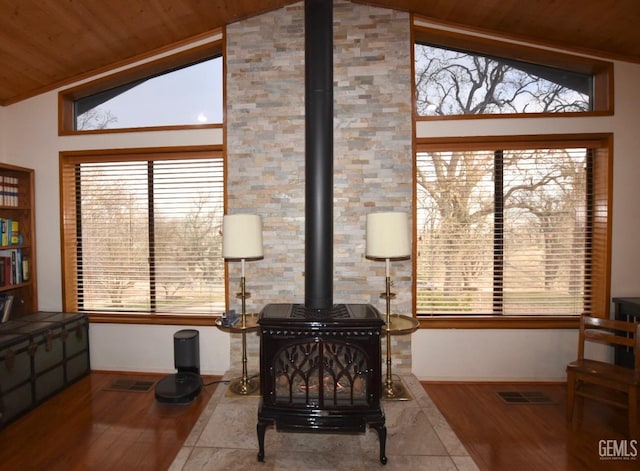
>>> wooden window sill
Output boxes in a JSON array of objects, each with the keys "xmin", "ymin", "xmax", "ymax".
[
  {"xmin": 88, "ymin": 313, "xmax": 218, "ymax": 326},
  {"xmin": 416, "ymin": 315, "xmax": 581, "ymax": 329}
]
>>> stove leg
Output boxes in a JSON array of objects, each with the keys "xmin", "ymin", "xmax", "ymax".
[
  {"xmin": 372, "ymin": 423, "xmax": 388, "ymax": 464},
  {"xmin": 257, "ymin": 419, "xmax": 268, "ymax": 462}
]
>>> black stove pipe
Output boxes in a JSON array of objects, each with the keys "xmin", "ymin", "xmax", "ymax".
[{"xmin": 304, "ymin": 0, "xmax": 334, "ymax": 312}]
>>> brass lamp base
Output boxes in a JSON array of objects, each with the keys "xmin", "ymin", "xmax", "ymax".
[
  {"xmin": 382, "ymin": 376, "xmax": 412, "ymax": 401},
  {"xmin": 227, "ymin": 377, "xmax": 260, "ymax": 396}
]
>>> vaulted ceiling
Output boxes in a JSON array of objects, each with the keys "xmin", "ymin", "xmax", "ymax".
[{"xmin": 1, "ymin": 0, "xmax": 639, "ymax": 106}]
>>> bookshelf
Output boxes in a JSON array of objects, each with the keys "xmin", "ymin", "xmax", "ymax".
[{"xmin": 0, "ymin": 162, "xmax": 37, "ymax": 319}]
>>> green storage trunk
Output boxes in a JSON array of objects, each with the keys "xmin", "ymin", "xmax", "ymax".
[
  {"xmin": 0, "ymin": 331, "xmax": 34, "ymax": 426},
  {"xmin": 9, "ymin": 320, "xmax": 65, "ymax": 403},
  {"xmin": 26, "ymin": 312, "xmax": 90, "ymax": 383},
  {"xmin": 0, "ymin": 312, "xmax": 90, "ymax": 428}
]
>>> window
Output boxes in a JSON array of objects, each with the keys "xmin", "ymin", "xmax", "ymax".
[
  {"xmin": 416, "ymin": 44, "xmax": 591, "ymax": 116},
  {"xmin": 413, "ymin": 26, "xmax": 613, "ymax": 119},
  {"xmin": 415, "ymin": 135, "xmax": 611, "ymax": 321},
  {"xmin": 60, "ymin": 147, "xmax": 225, "ymax": 323},
  {"xmin": 59, "ymin": 42, "xmax": 223, "ymax": 134},
  {"xmin": 75, "ymin": 57, "xmax": 222, "ymax": 130}
]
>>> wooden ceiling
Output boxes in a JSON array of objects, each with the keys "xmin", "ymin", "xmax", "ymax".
[{"xmin": 1, "ymin": 0, "xmax": 639, "ymax": 106}]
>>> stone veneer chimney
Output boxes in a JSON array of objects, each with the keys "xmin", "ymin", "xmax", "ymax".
[{"xmin": 226, "ymin": 0, "xmax": 413, "ymax": 370}]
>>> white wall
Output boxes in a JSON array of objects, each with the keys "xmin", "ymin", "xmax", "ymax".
[
  {"xmin": 2, "ymin": 22, "xmax": 640, "ymax": 380},
  {"xmin": 89, "ymin": 324, "xmax": 225, "ymax": 374}
]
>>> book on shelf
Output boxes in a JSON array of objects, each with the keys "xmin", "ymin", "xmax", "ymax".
[
  {"xmin": 10, "ymin": 220, "xmax": 20, "ymax": 245},
  {"xmin": 22, "ymin": 257, "xmax": 29, "ymax": 282},
  {"xmin": 1, "ymin": 176, "xmax": 19, "ymax": 207},
  {"xmin": 0, "ymin": 248, "xmax": 23, "ymax": 286},
  {"xmin": 0, "ymin": 218, "xmax": 6, "ymax": 246},
  {"xmin": 0, "ymin": 294, "xmax": 14, "ymax": 323},
  {"xmin": 0, "ymin": 218, "xmax": 22, "ymax": 246}
]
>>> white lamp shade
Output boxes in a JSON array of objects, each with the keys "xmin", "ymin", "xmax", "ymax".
[
  {"xmin": 366, "ymin": 212, "xmax": 411, "ymax": 259},
  {"xmin": 222, "ymin": 214, "xmax": 264, "ymax": 259}
]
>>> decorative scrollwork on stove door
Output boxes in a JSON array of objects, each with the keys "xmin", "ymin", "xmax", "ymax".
[
  {"xmin": 323, "ymin": 340, "xmax": 370, "ymax": 406},
  {"xmin": 272, "ymin": 339, "xmax": 371, "ymax": 407},
  {"xmin": 274, "ymin": 341, "xmax": 321, "ymax": 405}
]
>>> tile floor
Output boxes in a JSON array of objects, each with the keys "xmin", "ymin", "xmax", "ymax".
[{"xmin": 170, "ymin": 373, "xmax": 479, "ymax": 471}]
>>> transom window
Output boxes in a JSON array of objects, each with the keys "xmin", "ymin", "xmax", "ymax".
[
  {"xmin": 75, "ymin": 57, "xmax": 223, "ymax": 130},
  {"xmin": 59, "ymin": 42, "xmax": 223, "ymax": 134},
  {"xmin": 413, "ymin": 26, "xmax": 613, "ymax": 119},
  {"xmin": 415, "ymin": 43, "xmax": 592, "ymax": 116}
]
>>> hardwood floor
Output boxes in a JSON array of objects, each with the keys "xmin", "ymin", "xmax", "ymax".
[
  {"xmin": 2, "ymin": 373, "xmax": 638, "ymax": 470},
  {"xmin": 423, "ymin": 382, "xmax": 639, "ymax": 471},
  {"xmin": 0, "ymin": 372, "xmax": 220, "ymax": 471}
]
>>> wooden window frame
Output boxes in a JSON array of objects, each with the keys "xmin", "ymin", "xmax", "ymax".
[
  {"xmin": 414, "ymin": 134, "xmax": 612, "ymax": 329},
  {"xmin": 58, "ymin": 41, "xmax": 224, "ymax": 135},
  {"xmin": 413, "ymin": 25, "xmax": 614, "ymax": 121},
  {"xmin": 59, "ymin": 145, "xmax": 226, "ymax": 326}
]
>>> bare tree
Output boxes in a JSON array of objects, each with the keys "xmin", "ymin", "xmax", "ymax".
[
  {"xmin": 417, "ymin": 148, "xmax": 587, "ymax": 312},
  {"xmin": 76, "ymin": 108, "xmax": 118, "ymax": 130},
  {"xmin": 154, "ymin": 194, "xmax": 224, "ymax": 303},
  {"xmin": 417, "ymin": 151, "xmax": 493, "ymax": 296},
  {"xmin": 415, "ymin": 45, "xmax": 590, "ymax": 116},
  {"xmin": 502, "ymin": 149, "xmax": 586, "ymax": 290},
  {"xmin": 79, "ymin": 173, "xmax": 146, "ymax": 308}
]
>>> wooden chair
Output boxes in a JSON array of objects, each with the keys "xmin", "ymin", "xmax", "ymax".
[{"xmin": 566, "ymin": 315, "xmax": 640, "ymax": 436}]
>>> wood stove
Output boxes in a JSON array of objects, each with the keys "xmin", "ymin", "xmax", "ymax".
[
  {"xmin": 256, "ymin": 0, "xmax": 387, "ymax": 464},
  {"xmin": 257, "ymin": 303, "xmax": 387, "ymax": 464}
]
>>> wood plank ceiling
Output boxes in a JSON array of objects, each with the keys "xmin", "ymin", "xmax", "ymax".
[{"xmin": 0, "ymin": 0, "xmax": 639, "ymax": 106}]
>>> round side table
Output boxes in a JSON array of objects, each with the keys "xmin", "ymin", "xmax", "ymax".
[{"xmin": 216, "ymin": 313, "xmax": 260, "ymax": 395}]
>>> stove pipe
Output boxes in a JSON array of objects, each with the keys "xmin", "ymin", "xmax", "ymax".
[{"xmin": 304, "ymin": 0, "xmax": 333, "ymax": 312}]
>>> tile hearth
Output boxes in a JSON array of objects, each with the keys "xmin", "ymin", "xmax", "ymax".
[{"xmin": 169, "ymin": 373, "xmax": 479, "ymax": 470}]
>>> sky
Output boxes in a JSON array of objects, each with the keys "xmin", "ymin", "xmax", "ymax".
[{"xmin": 91, "ymin": 57, "xmax": 223, "ymax": 129}]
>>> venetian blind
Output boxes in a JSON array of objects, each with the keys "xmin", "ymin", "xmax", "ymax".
[
  {"xmin": 416, "ymin": 147, "xmax": 591, "ymax": 316},
  {"xmin": 61, "ymin": 152, "xmax": 224, "ymax": 315}
]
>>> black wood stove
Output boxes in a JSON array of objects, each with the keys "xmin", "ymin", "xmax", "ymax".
[
  {"xmin": 257, "ymin": 303, "xmax": 387, "ymax": 463},
  {"xmin": 256, "ymin": 0, "xmax": 387, "ymax": 464}
]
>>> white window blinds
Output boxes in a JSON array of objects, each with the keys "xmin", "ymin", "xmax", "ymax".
[
  {"xmin": 416, "ymin": 147, "xmax": 590, "ymax": 316},
  {"xmin": 65, "ymin": 154, "xmax": 224, "ymax": 315}
]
